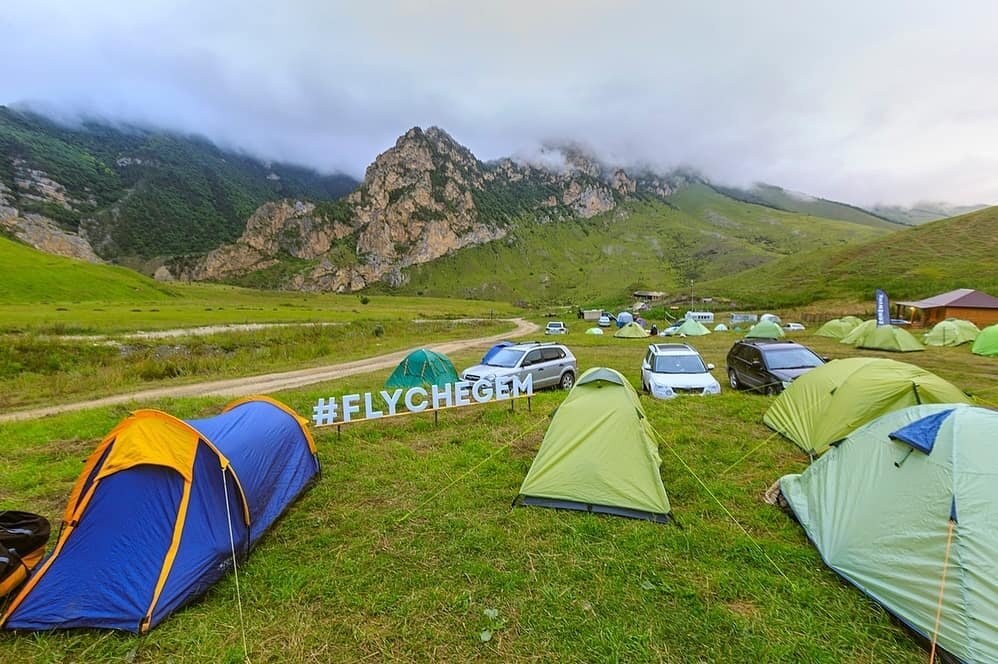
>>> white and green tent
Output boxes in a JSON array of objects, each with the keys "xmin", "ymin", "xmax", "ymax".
[
  {"xmin": 516, "ymin": 367, "xmax": 671, "ymax": 523},
  {"xmin": 779, "ymin": 404, "xmax": 998, "ymax": 663},
  {"xmin": 676, "ymin": 318, "xmax": 711, "ymax": 336}
]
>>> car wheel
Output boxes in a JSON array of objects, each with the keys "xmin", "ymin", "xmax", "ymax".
[
  {"xmin": 559, "ymin": 372, "xmax": 575, "ymax": 390},
  {"xmin": 728, "ymin": 369, "xmax": 740, "ymax": 390},
  {"xmin": 764, "ymin": 383, "xmax": 780, "ymax": 396}
]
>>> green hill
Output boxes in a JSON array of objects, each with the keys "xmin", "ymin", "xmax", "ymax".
[
  {"xmin": 0, "ymin": 235, "xmax": 176, "ymax": 304},
  {"xmin": 714, "ymin": 183, "xmax": 901, "ymax": 229},
  {"xmin": 702, "ymin": 206, "xmax": 998, "ymax": 307},
  {"xmin": 0, "ymin": 107, "xmax": 357, "ymax": 259},
  {"xmin": 385, "ymin": 184, "xmax": 890, "ymax": 304}
]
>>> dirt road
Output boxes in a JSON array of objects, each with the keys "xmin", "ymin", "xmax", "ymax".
[{"xmin": 1, "ymin": 318, "xmax": 539, "ymax": 423}]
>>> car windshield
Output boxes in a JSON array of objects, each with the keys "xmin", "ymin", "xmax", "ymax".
[
  {"xmin": 763, "ymin": 347, "xmax": 822, "ymax": 370},
  {"xmin": 652, "ymin": 354, "xmax": 706, "ymax": 374},
  {"xmin": 486, "ymin": 349, "xmax": 526, "ymax": 368}
]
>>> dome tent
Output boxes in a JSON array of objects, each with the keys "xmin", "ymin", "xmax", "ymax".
[
  {"xmin": 815, "ymin": 319, "xmax": 853, "ymax": 339},
  {"xmin": 840, "ymin": 316, "xmax": 863, "ymax": 327},
  {"xmin": 713, "ymin": 323, "xmax": 729, "ymax": 332},
  {"xmin": 2, "ymin": 397, "xmax": 318, "ymax": 633},
  {"xmin": 516, "ymin": 368, "xmax": 671, "ymax": 523},
  {"xmin": 676, "ymin": 318, "xmax": 711, "ymax": 336},
  {"xmin": 585, "ymin": 327, "xmax": 604, "ymax": 335},
  {"xmin": 923, "ymin": 319, "xmax": 980, "ymax": 347},
  {"xmin": 857, "ymin": 325, "xmax": 924, "ymax": 352},
  {"xmin": 745, "ymin": 320, "xmax": 785, "ymax": 339},
  {"xmin": 763, "ymin": 358, "xmax": 971, "ymax": 456},
  {"xmin": 614, "ymin": 321, "xmax": 649, "ymax": 338},
  {"xmin": 779, "ymin": 404, "xmax": 998, "ymax": 663},
  {"xmin": 972, "ymin": 324, "xmax": 998, "ymax": 357},
  {"xmin": 840, "ymin": 319, "xmax": 877, "ymax": 345},
  {"xmin": 615, "ymin": 311, "xmax": 634, "ymax": 328},
  {"xmin": 385, "ymin": 349, "xmax": 459, "ymax": 389}
]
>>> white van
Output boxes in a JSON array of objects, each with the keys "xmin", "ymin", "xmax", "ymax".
[{"xmin": 684, "ymin": 311, "xmax": 715, "ymax": 324}]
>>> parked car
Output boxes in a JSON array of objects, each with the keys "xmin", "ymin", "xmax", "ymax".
[
  {"xmin": 598, "ymin": 314, "xmax": 611, "ymax": 327},
  {"xmin": 783, "ymin": 322, "xmax": 806, "ymax": 332},
  {"xmin": 890, "ymin": 318, "xmax": 911, "ymax": 326},
  {"xmin": 544, "ymin": 321, "xmax": 567, "ymax": 335},
  {"xmin": 660, "ymin": 323, "xmax": 682, "ymax": 336},
  {"xmin": 641, "ymin": 343, "xmax": 721, "ymax": 399},
  {"xmin": 725, "ymin": 339, "xmax": 825, "ymax": 395},
  {"xmin": 461, "ymin": 342, "xmax": 577, "ymax": 390}
]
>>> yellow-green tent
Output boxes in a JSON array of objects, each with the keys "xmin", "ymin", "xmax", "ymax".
[
  {"xmin": 840, "ymin": 319, "xmax": 876, "ymax": 345},
  {"xmin": 815, "ymin": 319, "xmax": 853, "ymax": 339},
  {"xmin": 516, "ymin": 367, "xmax": 671, "ymax": 523},
  {"xmin": 857, "ymin": 325, "xmax": 924, "ymax": 352},
  {"xmin": 840, "ymin": 316, "xmax": 863, "ymax": 327},
  {"xmin": 614, "ymin": 321, "xmax": 649, "ymax": 338},
  {"xmin": 745, "ymin": 320, "xmax": 785, "ymax": 339},
  {"xmin": 923, "ymin": 319, "xmax": 980, "ymax": 347},
  {"xmin": 763, "ymin": 357, "xmax": 971, "ymax": 455},
  {"xmin": 676, "ymin": 318, "xmax": 711, "ymax": 336},
  {"xmin": 972, "ymin": 324, "xmax": 998, "ymax": 357}
]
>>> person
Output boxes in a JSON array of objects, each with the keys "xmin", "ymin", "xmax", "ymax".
[{"xmin": 650, "ymin": 324, "xmax": 659, "ymax": 336}]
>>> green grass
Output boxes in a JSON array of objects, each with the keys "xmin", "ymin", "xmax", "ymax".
[
  {"xmin": 391, "ymin": 186, "xmax": 889, "ymax": 306},
  {"xmin": 703, "ymin": 205, "xmax": 998, "ymax": 308},
  {"xmin": 715, "ymin": 183, "xmax": 901, "ymax": 229},
  {"xmin": 2, "ymin": 327, "xmax": 993, "ymax": 662}
]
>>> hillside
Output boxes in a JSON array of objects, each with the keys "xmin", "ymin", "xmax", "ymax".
[
  {"xmin": 0, "ymin": 106, "xmax": 357, "ymax": 260},
  {"xmin": 0, "ymin": 234, "xmax": 176, "ymax": 304},
  {"xmin": 870, "ymin": 201, "xmax": 988, "ymax": 225},
  {"xmin": 715, "ymin": 183, "xmax": 901, "ymax": 229},
  {"xmin": 701, "ymin": 205, "xmax": 998, "ymax": 307},
  {"xmin": 385, "ymin": 185, "xmax": 888, "ymax": 304}
]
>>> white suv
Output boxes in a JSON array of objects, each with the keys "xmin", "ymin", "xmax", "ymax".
[
  {"xmin": 544, "ymin": 321, "xmax": 567, "ymax": 335},
  {"xmin": 641, "ymin": 343, "xmax": 721, "ymax": 399}
]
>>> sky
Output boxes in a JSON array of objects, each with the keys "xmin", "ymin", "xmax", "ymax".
[{"xmin": 2, "ymin": 0, "xmax": 997, "ymax": 206}]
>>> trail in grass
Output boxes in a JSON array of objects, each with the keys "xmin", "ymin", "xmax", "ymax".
[{"xmin": 0, "ymin": 318, "xmax": 538, "ymax": 423}]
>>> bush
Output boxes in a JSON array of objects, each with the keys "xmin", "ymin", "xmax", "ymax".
[
  {"xmin": 373, "ymin": 324, "xmax": 385, "ymax": 337},
  {"xmin": 360, "ymin": 295, "xmax": 370, "ymax": 305}
]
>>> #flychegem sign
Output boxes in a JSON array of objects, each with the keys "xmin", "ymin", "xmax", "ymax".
[{"xmin": 312, "ymin": 374, "xmax": 534, "ymax": 427}]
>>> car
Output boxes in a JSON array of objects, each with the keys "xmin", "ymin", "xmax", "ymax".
[
  {"xmin": 641, "ymin": 343, "xmax": 721, "ymax": 399},
  {"xmin": 660, "ymin": 323, "xmax": 682, "ymax": 337},
  {"xmin": 890, "ymin": 318, "xmax": 911, "ymax": 326},
  {"xmin": 461, "ymin": 341, "xmax": 577, "ymax": 390},
  {"xmin": 783, "ymin": 322, "xmax": 806, "ymax": 331},
  {"xmin": 725, "ymin": 339, "xmax": 825, "ymax": 395},
  {"xmin": 598, "ymin": 314, "xmax": 611, "ymax": 327},
  {"xmin": 544, "ymin": 321, "xmax": 567, "ymax": 335}
]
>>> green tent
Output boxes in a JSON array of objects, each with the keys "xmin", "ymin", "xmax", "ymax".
[
  {"xmin": 857, "ymin": 325, "xmax": 924, "ymax": 352},
  {"xmin": 840, "ymin": 315, "xmax": 863, "ymax": 327},
  {"xmin": 384, "ymin": 349, "xmax": 459, "ymax": 389},
  {"xmin": 585, "ymin": 327, "xmax": 604, "ymax": 335},
  {"xmin": 763, "ymin": 357, "xmax": 971, "ymax": 455},
  {"xmin": 614, "ymin": 321, "xmax": 649, "ymax": 338},
  {"xmin": 815, "ymin": 319, "xmax": 852, "ymax": 339},
  {"xmin": 516, "ymin": 367, "xmax": 671, "ymax": 523},
  {"xmin": 923, "ymin": 319, "xmax": 980, "ymax": 347},
  {"xmin": 713, "ymin": 323, "xmax": 729, "ymax": 332},
  {"xmin": 676, "ymin": 318, "xmax": 711, "ymax": 336},
  {"xmin": 745, "ymin": 320, "xmax": 785, "ymax": 339},
  {"xmin": 971, "ymin": 324, "xmax": 998, "ymax": 357},
  {"xmin": 840, "ymin": 319, "xmax": 876, "ymax": 345},
  {"xmin": 779, "ymin": 404, "xmax": 998, "ymax": 663}
]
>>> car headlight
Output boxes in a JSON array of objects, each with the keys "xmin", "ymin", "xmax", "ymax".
[
  {"xmin": 651, "ymin": 383, "xmax": 675, "ymax": 397},
  {"xmin": 781, "ymin": 380, "xmax": 793, "ymax": 389},
  {"xmin": 703, "ymin": 383, "xmax": 721, "ymax": 395}
]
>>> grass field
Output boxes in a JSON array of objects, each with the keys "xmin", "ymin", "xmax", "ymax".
[
  {"xmin": 2, "ymin": 325, "xmax": 993, "ymax": 662},
  {"xmin": 703, "ymin": 205, "xmax": 998, "ymax": 308}
]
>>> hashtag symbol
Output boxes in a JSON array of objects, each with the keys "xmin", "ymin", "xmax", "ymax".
[{"xmin": 312, "ymin": 397, "xmax": 338, "ymax": 426}]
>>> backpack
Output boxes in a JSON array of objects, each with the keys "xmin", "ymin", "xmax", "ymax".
[{"xmin": 0, "ymin": 511, "xmax": 51, "ymax": 599}]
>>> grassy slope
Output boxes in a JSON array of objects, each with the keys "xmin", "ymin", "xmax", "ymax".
[
  {"xmin": 391, "ymin": 185, "xmax": 889, "ymax": 306},
  {"xmin": 2, "ymin": 329, "xmax": 993, "ymax": 662},
  {"xmin": 719, "ymin": 184, "xmax": 901, "ymax": 229},
  {"xmin": 703, "ymin": 205, "xmax": 998, "ymax": 307}
]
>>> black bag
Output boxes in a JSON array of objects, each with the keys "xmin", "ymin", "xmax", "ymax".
[{"xmin": 0, "ymin": 511, "xmax": 51, "ymax": 598}]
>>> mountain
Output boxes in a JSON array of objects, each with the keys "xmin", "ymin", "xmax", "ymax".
[
  {"xmin": 0, "ymin": 106, "xmax": 357, "ymax": 264},
  {"xmin": 701, "ymin": 205, "xmax": 998, "ymax": 307},
  {"xmin": 714, "ymin": 183, "xmax": 901, "ymax": 229},
  {"xmin": 870, "ymin": 201, "xmax": 989, "ymax": 226}
]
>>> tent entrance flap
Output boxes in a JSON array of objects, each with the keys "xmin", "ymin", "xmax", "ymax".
[{"xmin": 519, "ymin": 496, "xmax": 671, "ymax": 524}]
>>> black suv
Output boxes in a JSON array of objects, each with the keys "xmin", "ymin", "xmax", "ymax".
[{"xmin": 725, "ymin": 339, "xmax": 826, "ymax": 395}]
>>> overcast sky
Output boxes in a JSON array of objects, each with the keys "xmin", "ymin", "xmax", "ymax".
[{"xmin": 3, "ymin": 1, "xmax": 996, "ymax": 206}]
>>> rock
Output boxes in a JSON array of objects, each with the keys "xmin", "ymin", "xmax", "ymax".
[{"xmin": 0, "ymin": 209, "xmax": 103, "ymax": 263}]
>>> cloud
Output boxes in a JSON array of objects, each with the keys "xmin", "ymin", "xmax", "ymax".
[{"xmin": 1, "ymin": 0, "xmax": 996, "ymax": 205}]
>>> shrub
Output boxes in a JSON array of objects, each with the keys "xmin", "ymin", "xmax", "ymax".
[{"xmin": 373, "ymin": 324, "xmax": 385, "ymax": 337}]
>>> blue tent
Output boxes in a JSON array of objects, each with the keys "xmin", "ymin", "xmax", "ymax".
[
  {"xmin": 616, "ymin": 312, "xmax": 634, "ymax": 328},
  {"xmin": 482, "ymin": 341, "xmax": 513, "ymax": 363},
  {"xmin": 2, "ymin": 396, "xmax": 318, "ymax": 633}
]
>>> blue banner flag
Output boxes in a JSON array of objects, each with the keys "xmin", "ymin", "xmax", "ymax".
[{"xmin": 875, "ymin": 288, "xmax": 890, "ymax": 326}]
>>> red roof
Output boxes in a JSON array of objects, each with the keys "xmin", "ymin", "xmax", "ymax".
[{"xmin": 896, "ymin": 288, "xmax": 998, "ymax": 310}]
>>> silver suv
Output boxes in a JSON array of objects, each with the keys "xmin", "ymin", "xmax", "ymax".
[{"xmin": 461, "ymin": 342, "xmax": 577, "ymax": 390}]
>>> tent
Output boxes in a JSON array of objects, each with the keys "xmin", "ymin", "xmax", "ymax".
[
  {"xmin": 779, "ymin": 404, "xmax": 998, "ymax": 663},
  {"xmin": 385, "ymin": 349, "xmax": 459, "ymax": 389},
  {"xmin": 840, "ymin": 316, "xmax": 863, "ymax": 327},
  {"xmin": 676, "ymin": 318, "xmax": 711, "ymax": 336},
  {"xmin": 815, "ymin": 319, "xmax": 853, "ymax": 339},
  {"xmin": 585, "ymin": 327, "xmax": 604, "ymax": 335},
  {"xmin": 972, "ymin": 324, "xmax": 998, "ymax": 357},
  {"xmin": 763, "ymin": 357, "xmax": 971, "ymax": 455},
  {"xmin": 923, "ymin": 319, "xmax": 980, "ymax": 347},
  {"xmin": 616, "ymin": 311, "xmax": 634, "ymax": 328},
  {"xmin": 856, "ymin": 325, "xmax": 924, "ymax": 352},
  {"xmin": 482, "ymin": 341, "xmax": 513, "ymax": 363},
  {"xmin": 840, "ymin": 319, "xmax": 876, "ymax": 345},
  {"xmin": 614, "ymin": 321, "xmax": 649, "ymax": 338},
  {"xmin": 713, "ymin": 323, "xmax": 729, "ymax": 332},
  {"xmin": 2, "ymin": 397, "xmax": 318, "ymax": 633},
  {"xmin": 516, "ymin": 367, "xmax": 671, "ymax": 522},
  {"xmin": 745, "ymin": 320, "xmax": 785, "ymax": 339}
]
